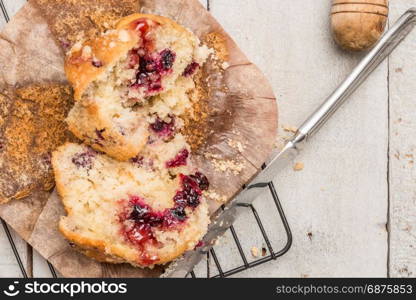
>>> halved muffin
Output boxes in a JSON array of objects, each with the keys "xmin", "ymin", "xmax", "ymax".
[
  {"xmin": 53, "ymin": 143, "xmax": 210, "ymax": 267},
  {"xmin": 65, "ymin": 14, "xmax": 210, "ymax": 161}
]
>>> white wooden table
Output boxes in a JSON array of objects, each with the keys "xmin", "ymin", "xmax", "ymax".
[{"xmin": 1, "ymin": 0, "xmax": 416, "ymax": 278}]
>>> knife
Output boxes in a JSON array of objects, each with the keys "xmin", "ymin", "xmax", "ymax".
[{"xmin": 165, "ymin": 8, "xmax": 416, "ymax": 278}]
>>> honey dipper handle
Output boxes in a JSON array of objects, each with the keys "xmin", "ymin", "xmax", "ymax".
[{"xmin": 294, "ymin": 8, "xmax": 416, "ymax": 146}]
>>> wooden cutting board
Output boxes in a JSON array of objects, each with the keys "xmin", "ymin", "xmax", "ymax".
[{"xmin": 0, "ymin": 0, "xmax": 277, "ymax": 277}]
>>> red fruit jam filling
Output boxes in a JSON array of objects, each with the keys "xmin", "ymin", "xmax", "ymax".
[
  {"xmin": 150, "ymin": 116, "xmax": 175, "ymax": 138},
  {"xmin": 190, "ymin": 172, "xmax": 210, "ymax": 191},
  {"xmin": 129, "ymin": 48, "xmax": 176, "ymax": 95},
  {"xmin": 194, "ymin": 240, "xmax": 205, "ymax": 249},
  {"xmin": 127, "ymin": 19, "xmax": 176, "ymax": 97},
  {"xmin": 131, "ymin": 19, "xmax": 154, "ymax": 46},
  {"xmin": 119, "ymin": 173, "xmax": 208, "ymax": 265},
  {"xmin": 173, "ymin": 174, "xmax": 203, "ymax": 208},
  {"xmin": 183, "ymin": 62, "xmax": 200, "ymax": 77},
  {"xmin": 166, "ymin": 149, "xmax": 189, "ymax": 168}
]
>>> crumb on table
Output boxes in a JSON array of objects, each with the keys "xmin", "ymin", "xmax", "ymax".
[
  {"xmin": 251, "ymin": 246, "xmax": 259, "ymax": 258},
  {"xmin": 283, "ymin": 125, "xmax": 298, "ymax": 133},
  {"xmin": 293, "ymin": 162, "xmax": 304, "ymax": 171}
]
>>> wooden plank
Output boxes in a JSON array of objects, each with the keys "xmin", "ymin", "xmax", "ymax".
[
  {"xmin": 388, "ymin": 0, "xmax": 416, "ymax": 278},
  {"xmin": 209, "ymin": 0, "xmax": 388, "ymax": 277},
  {"xmin": 0, "ymin": 5, "xmax": 5, "ymax": 27},
  {"xmin": 0, "ymin": 224, "xmax": 28, "ymax": 277},
  {"xmin": 3, "ymin": 0, "xmax": 26, "ymax": 18},
  {"xmin": 33, "ymin": 250, "xmax": 57, "ymax": 278}
]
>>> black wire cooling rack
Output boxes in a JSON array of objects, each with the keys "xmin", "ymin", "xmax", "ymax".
[
  {"xmin": 187, "ymin": 182, "xmax": 292, "ymax": 278},
  {"xmin": 0, "ymin": 0, "xmax": 292, "ymax": 278}
]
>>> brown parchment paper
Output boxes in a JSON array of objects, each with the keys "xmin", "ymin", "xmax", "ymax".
[{"xmin": 0, "ymin": 0, "xmax": 278, "ymax": 278}]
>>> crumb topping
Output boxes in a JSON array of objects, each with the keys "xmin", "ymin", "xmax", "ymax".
[{"xmin": 0, "ymin": 84, "xmax": 75, "ymax": 203}]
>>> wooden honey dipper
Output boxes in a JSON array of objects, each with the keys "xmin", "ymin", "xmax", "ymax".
[{"xmin": 331, "ymin": 0, "xmax": 389, "ymax": 51}]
